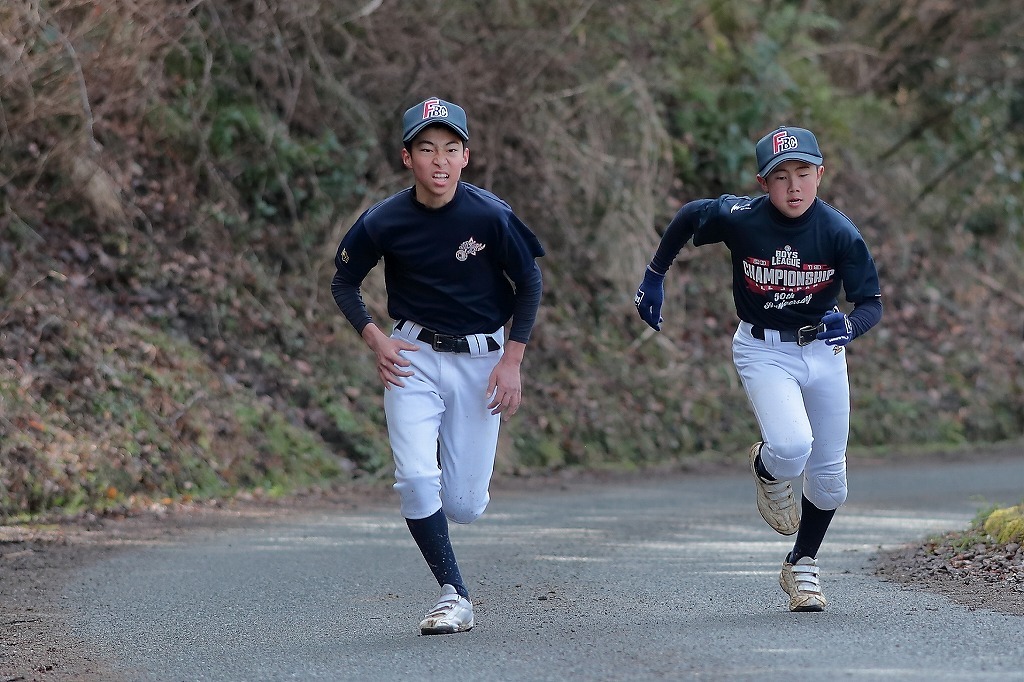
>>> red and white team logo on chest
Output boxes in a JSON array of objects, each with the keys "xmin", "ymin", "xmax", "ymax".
[{"xmin": 742, "ymin": 246, "xmax": 835, "ymax": 310}]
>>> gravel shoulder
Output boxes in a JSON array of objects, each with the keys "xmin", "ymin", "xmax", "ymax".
[
  {"xmin": 873, "ymin": 528, "xmax": 1024, "ymax": 616},
  {"xmin": 2, "ymin": 450, "xmax": 1022, "ymax": 681}
]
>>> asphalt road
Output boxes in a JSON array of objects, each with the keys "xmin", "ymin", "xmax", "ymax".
[{"xmin": 63, "ymin": 457, "xmax": 1024, "ymax": 681}]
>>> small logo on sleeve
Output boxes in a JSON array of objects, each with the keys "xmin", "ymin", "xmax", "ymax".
[{"xmin": 341, "ymin": 248, "xmax": 350, "ymax": 264}]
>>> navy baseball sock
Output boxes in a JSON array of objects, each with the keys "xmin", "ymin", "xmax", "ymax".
[
  {"xmin": 406, "ymin": 509, "xmax": 469, "ymax": 599},
  {"xmin": 788, "ymin": 494, "xmax": 837, "ymax": 563},
  {"xmin": 754, "ymin": 452, "xmax": 776, "ymax": 481}
]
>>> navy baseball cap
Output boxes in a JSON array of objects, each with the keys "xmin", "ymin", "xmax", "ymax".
[
  {"xmin": 402, "ymin": 97, "xmax": 469, "ymax": 143},
  {"xmin": 755, "ymin": 126, "xmax": 823, "ymax": 177}
]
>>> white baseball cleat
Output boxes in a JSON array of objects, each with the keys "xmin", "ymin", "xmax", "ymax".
[
  {"xmin": 749, "ymin": 442, "xmax": 800, "ymax": 535},
  {"xmin": 779, "ymin": 556, "xmax": 828, "ymax": 612},
  {"xmin": 419, "ymin": 584, "xmax": 474, "ymax": 635}
]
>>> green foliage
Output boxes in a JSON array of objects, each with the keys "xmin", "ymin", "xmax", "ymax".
[
  {"xmin": 153, "ymin": 15, "xmax": 372, "ymax": 242},
  {"xmin": 984, "ymin": 505, "xmax": 1024, "ymax": 544},
  {"xmin": 319, "ymin": 397, "xmax": 391, "ymax": 474},
  {"xmin": 232, "ymin": 402, "xmax": 342, "ymax": 491},
  {"xmin": 205, "ymin": 104, "xmax": 357, "ymax": 223}
]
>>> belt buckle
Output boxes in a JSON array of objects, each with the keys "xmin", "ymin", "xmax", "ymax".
[
  {"xmin": 797, "ymin": 324, "xmax": 824, "ymax": 346},
  {"xmin": 431, "ymin": 334, "xmax": 456, "ymax": 352}
]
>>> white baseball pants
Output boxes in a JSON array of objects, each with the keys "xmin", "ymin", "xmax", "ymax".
[
  {"xmin": 385, "ymin": 321, "xmax": 504, "ymax": 522},
  {"xmin": 732, "ymin": 321, "xmax": 850, "ymax": 510}
]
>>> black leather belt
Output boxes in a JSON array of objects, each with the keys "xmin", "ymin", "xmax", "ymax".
[
  {"xmin": 751, "ymin": 323, "xmax": 824, "ymax": 346},
  {"xmin": 397, "ymin": 320, "xmax": 499, "ymax": 353}
]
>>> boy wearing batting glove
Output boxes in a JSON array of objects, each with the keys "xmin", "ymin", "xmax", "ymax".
[
  {"xmin": 634, "ymin": 126, "xmax": 882, "ymax": 612},
  {"xmin": 332, "ymin": 97, "xmax": 544, "ymax": 634}
]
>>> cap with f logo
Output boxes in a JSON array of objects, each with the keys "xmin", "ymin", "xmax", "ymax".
[
  {"xmin": 755, "ymin": 126, "xmax": 822, "ymax": 177},
  {"xmin": 402, "ymin": 98, "xmax": 470, "ymax": 143}
]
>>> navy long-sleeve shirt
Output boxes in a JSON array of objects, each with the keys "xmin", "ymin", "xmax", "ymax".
[
  {"xmin": 332, "ymin": 182, "xmax": 544, "ymax": 344},
  {"xmin": 651, "ymin": 195, "xmax": 881, "ymax": 337}
]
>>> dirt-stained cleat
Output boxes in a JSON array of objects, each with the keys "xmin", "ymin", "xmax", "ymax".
[
  {"xmin": 419, "ymin": 584, "xmax": 474, "ymax": 635},
  {"xmin": 749, "ymin": 442, "xmax": 800, "ymax": 535},
  {"xmin": 779, "ymin": 556, "xmax": 828, "ymax": 612}
]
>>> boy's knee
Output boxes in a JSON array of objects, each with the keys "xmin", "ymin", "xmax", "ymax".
[
  {"xmin": 394, "ymin": 474, "xmax": 442, "ymax": 520},
  {"xmin": 442, "ymin": 491, "xmax": 490, "ymax": 525},
  {"xmin": 762, "ymin": 440, "xmax": 812, "ymax": 480},
  {"xmin": 804, "ymin": 471, "xmax": 848, "ymax": 510}
]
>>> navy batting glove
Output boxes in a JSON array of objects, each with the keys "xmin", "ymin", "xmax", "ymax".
[
  {"xmin": 816, "ymin": 310, "xmax": 853, "ymax": 346},
  {"xmin": 634, "ymin": 267, "xmax": 665, "ymax": 331}
]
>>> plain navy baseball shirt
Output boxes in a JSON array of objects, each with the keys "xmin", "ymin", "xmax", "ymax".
[{"xmin": 332, "ymin": 182, "xmax": 544, "ymax": 344}]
